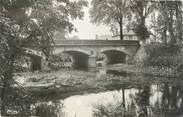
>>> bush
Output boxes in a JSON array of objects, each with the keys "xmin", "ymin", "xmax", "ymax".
[
  {"xmin": 144, "ymin": 44, "xmax": 181, "ymax": 57},
  {"xmin": 142, "ymin": 44, "xmax": 183, "ymax": 69},
  {"xmin": 47, "ymin": 54, "xmax": 72, "ymax": 70},
  {"xmin": 146, "ymin": 55, "xmax": 183, "ymax": 68},
  {"xmin": 34, "ymin": 102, "xmax": 63, "ymax": 117}
]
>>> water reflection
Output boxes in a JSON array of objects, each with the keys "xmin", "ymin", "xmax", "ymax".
[
  {"xmin": 1, "ymin": 83, "xmax": 183, "ymax": 117},
  {"xmin": 63, "ymin": 90, "xmax": 137, "ymax": 117},
  {"xmin": 2, "ymin": 82, "xmax": 183, "ymax": 117},
  {"xmin": 62, "ymin": 83, "xmax": 183, "ymax": 117}
]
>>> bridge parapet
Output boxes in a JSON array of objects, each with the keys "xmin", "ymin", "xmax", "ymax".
[{"xmin": 54, "ymin": 40, "xmax": 140, "ymax": 46}]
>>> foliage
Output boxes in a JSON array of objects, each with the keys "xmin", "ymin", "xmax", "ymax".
[
  {"xmin": 90, "ymin": 0, "xmax": 130, "ymax": 40},
  {"xmin": 146, "ymin": 1, "xmax": 183, "ymax": 44},
  {"xmin": 93, "ymin": 102, "xmax": 136, "ymax": 117},
  {"xmin": 90, "ymin": 0, "xmax": 129, "ymax": 24},
  {"xmin": 143, "ymin": 44, "xmax": 183, "ymax": 68},
  {"xmin": 145, "ymin": 44, "xmax": 181, "ymax": 57},
  {"xmin": 90, "ymin": 0, "xmax": 182, "ymax": 43},
  {"xmin": 158, "ymin": 1, "xmax": 182, "ymax": 44},
  {"xmin": 0, "ymin": 0, "xmax": 87, "ymax": 115},
  {"xmin": 34, "ymin": 101, "xmax": 64, "ymax": 117},
  {"xmin": 134, "ymin": 24, "xmax": 150, "ymax": 41},
  {"xmin": 129, "ymin": 0, "xmax": 156, "ymax": 41},
  {"xmin": 48, "ymin": 54, "xmax": 72, "ymax": 70},
  {"xmin": 0, "ymin": 85, "xmax": 35, "ymax": 116},
  {"xmin": 0, "ymin": 0, "xmax": 88, "ymax": 64},
  {"xmin": 129, "ymin": 0, "xmax": 156, "ymax": 23}
]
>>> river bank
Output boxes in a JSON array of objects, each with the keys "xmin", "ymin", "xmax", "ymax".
[
  {"xmin": 132, "ymin": 44, "xmax": 183, "ymax": 78},
  {"xmin": 107, "ymin": 63, "xmax": 178, "ymax": 77},
  {"xmin": 14, "ymin": 65, "xmax": 182, "ymax": 100}
]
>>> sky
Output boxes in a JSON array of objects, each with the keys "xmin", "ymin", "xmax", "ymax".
[{"xmin": 68, "ymin": 1, "xmax": 111, "ymax": 39}]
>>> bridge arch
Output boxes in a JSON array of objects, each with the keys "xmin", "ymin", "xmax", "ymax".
[
  {"xmin": 100, "ymin": 49, "xmax": 128, "ymax": 65},
  {"xmin": 22, "ymin": 48, "xmax": 45, "ymax": 72},
  {"xmin": 99, "ymin": 47, "xmax": 130, "ymax": 56},
  {"xmin": 59, "ymin": 50, "xmax": 90, "ymax": 69},
  {"xmin": 29, "ymin": 55, "xmax": 42, "ymax": 71}
]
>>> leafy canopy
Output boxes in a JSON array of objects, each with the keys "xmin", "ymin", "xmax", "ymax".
[
  {"xmin": 0, "ymin": 0, "xmax": 87, "ymax": 115},
  {"xmin": 0, "ymin": 0, "xmax": 88, "ymax": 61},
  {"xmin": 90, "ymin": 0, "xmax": 130, "ymax": 40},
  {"xmin": 90, "ymin": 0, "xmax": 130, "ymax": 24}
]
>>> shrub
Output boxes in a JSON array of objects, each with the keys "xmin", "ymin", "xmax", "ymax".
[
  {"xmin": 47, "ymin": 54, "xmax": 72, "ymax": 70},
  {"xmin": 142, "ymin": 44, "xmax": 183, "ymax": 69},
  {"xmin": 145, "ymin": 44, "xmax": 181, "ymax": 57},
  {"xmin": 34, "ymin": 102, "xmax": 63, "ymax": 117}
]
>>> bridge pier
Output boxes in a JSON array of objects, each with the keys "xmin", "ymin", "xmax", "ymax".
[
  {"xmin": 125, "ymin": 55, "xmax": 131, "ymax": 64},
  {"xmin": 125, "ymin": 54, "xmax": 134, "ymax": 64},
  {"xmin": 88, "ymin": 56, "xmax": 97, "ymax": 68}
]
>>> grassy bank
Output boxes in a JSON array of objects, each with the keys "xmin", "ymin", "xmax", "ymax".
[
  {"xmin": 131, "ymin": 44, "xmax": 183, "ymax": 77},
  {"xmin": 108, "ymin": 63, "xmax": 177, "ymax": 77},
  {"xmin": 14, "ymin": 68, "xmax": 182, "ymax": 100}
]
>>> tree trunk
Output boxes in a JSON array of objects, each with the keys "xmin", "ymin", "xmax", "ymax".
[
  {"xmin": 1, "ymin": 59, "xmax": 14, "ymax": 115},
  {"xmin": 141, "ymin": 17, "xmax": 145, "ymax": 26},
  {"xmin": 176, "ymin": 3, "xmax": 182, "ymax": 43},
  {"xmin": 164, "ymin": 26, "xmax": 167, "ymax": 44},
  {"xmin": 168, "ymin": 9, "xmax": 176, "ymax": 44},
  {"xmin": 141, "ymin": 17, "xmax": 146, "ymax": 42},
  {"xmin": 178, "ymin": 13, "xmax": 182, "ymax": 41},
  {"xmin": 122, "ymin": 88, "xmax": 125, "ymax": 108},
  {"xmin": 119, "ymin": 17, "xmax": 123, "ymax": 40},
  {"xmin": 1, "ymin": 77, "xmax": 9, "ymax": 115},
  {"xmin": 122, "ymin": 88, "xmax": 125, "ymax": 117},
  {"xmin": 1, "ymin": 80, "xmax": 6, "ymax": 115}
]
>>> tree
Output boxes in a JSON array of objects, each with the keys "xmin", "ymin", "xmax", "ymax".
[
  {"xmin": 130, "ymin": 0, "xmax": 156, "ymax": 41},
  {"xmin": 90, "ymin": 0, "xmax": 130, "ymax": 40},
  {"xmin": 0, "ymin": 0, "xmax": 87, "ymax": 115},
  {"xmin": 158, "ymin": 1, "xmax": 182, "ymax": 44},
  {"xmin": 148, "ymin": 12, "xmax": 159, "ymax": 43},
  {"xmin": 53, "ymin": 28, "xmax": 68, "ymax": 40}
]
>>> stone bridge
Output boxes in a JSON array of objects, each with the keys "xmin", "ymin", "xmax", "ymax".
[
  {"xmin": 53, "ymin": 40, "xmax": 140, "ymax": 68},
  {"xmin": 22, "ymin": 48, "xmax": 45, "ymax": 71}
]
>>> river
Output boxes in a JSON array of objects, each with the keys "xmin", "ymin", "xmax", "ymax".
[{"xmin": 31, "ymin": 69, "xmax": 183, "ymax": 117}]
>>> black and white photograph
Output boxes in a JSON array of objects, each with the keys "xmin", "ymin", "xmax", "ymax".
[{"xmin": 1, "ymin": 0, "xmax": 183, "ymax": 117}]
